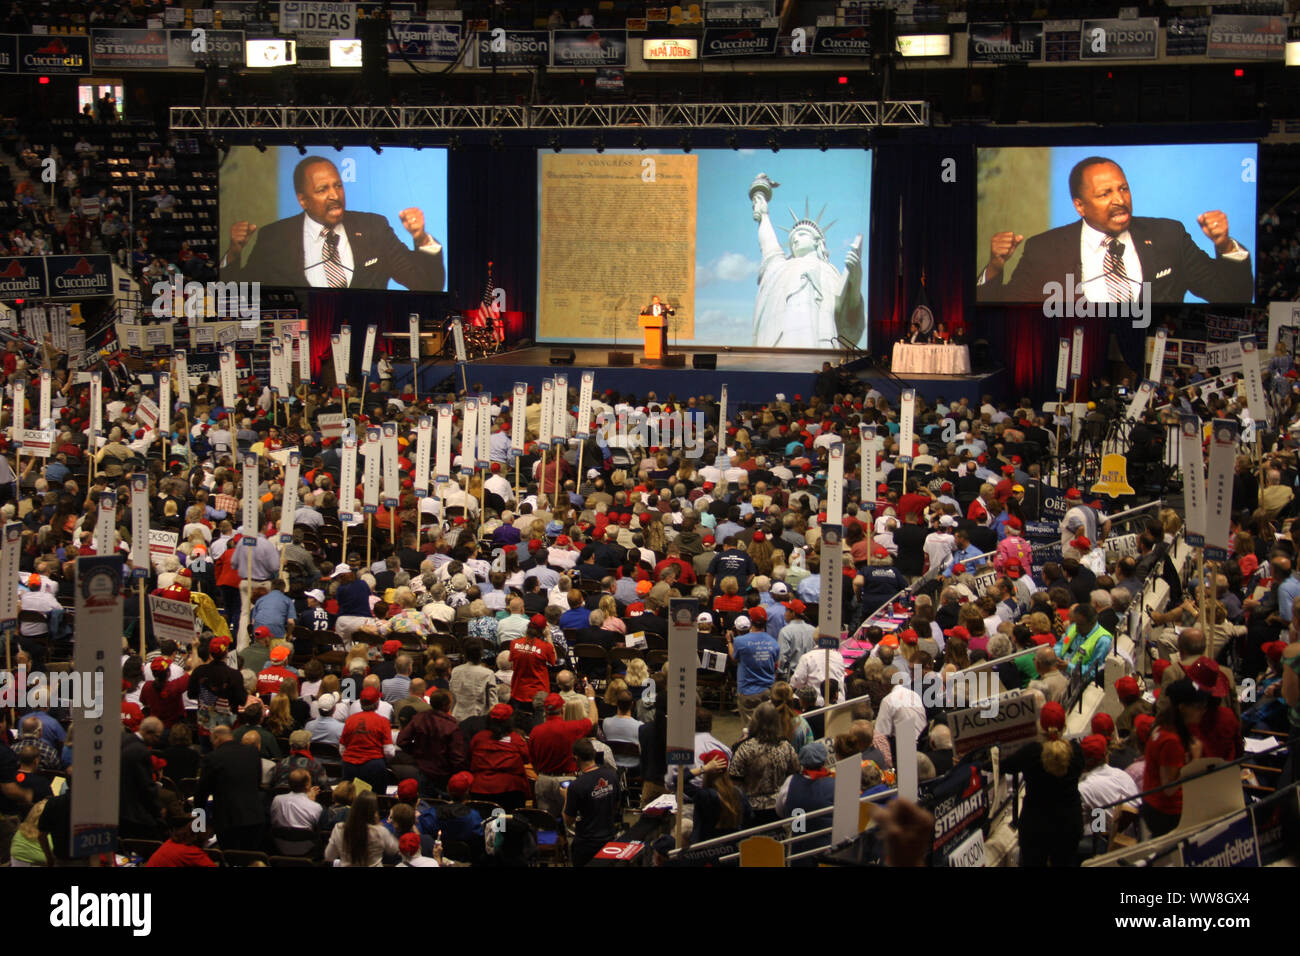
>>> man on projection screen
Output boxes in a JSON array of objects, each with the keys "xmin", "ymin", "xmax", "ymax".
[
  {"xmin": 221, "ymin": 156, "xmax": 445, "ymax": 291},
  {"xmin": 749, "ymin": 173, "xmax": 864, "ymax": 350}
]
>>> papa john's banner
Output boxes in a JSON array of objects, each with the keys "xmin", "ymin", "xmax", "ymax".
[{"xmin": 551, "ymin": 29, "xmax": 627, "ymax": 67}]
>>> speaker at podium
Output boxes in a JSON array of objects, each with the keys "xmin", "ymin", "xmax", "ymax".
[{"xmin": 638, "ymin": 297, "xmax": 675, "ymax": 365}]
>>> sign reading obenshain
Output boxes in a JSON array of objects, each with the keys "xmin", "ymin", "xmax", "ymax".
[
  {"xmin": 701, "ymin": 26, "xmax": 778, "ymax": 57},
  {"xmin": 551, "ymin": 29, "xmax": 628, "ymax": 67}
]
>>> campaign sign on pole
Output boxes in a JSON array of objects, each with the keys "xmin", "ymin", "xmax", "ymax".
[
  {"xmin": 666, "ymin": 597, "xmax": 700, "ymax": 764},
  {"xmin": 1070, "ymin": 327, "xmax": 1085, "ymax": 380},
  {"xmin": 361, "ymin": 324, "xmax": 378, "ymax": 383},
  {"xmin": 1204, "ymin": 419, "xmax": 1237, "ymax": 560},
  {"xmin": 898, "ymin": 389, "xmax": 916, "ymax": 465},
  {"xmin": 220, "ymin": 346, "xmax": 237, "ymax": 409},
  {"xmin": 20, "ymin": 429, "xmax": 53, "ymax": 457},
  {"xmin": 718, "ymin": 383, "xmax": 729, "ymax": 436},
  {"xmin": 1239, "ymin": 335, "xmax": 1268, "ymax": 425},
  {"xmin": 414, "ymin": 416, "xmax": 432, "ymax": 497},
  {"xmin": 577, "ymin": 371, "xmax": 595, "ymax": 438},
  {"xmin": 298, "ymin": 327, "xmax": 311, "ymax": 382},
  {"xmin": 451, "ymin": 318, "xmax": 467, "ymax": 363},
  {"xmin": 510, "ymin": 383, "xmax": 527, "ymax": 454},
  {"xmin": 158, "ymin": 372, "xmax": 171, "ymax": 438},
  {"xmin": 280, "ymin": 451, "xmax": 301, "ymax": 543},
  {"xmin": 859, "ymin": 424, "xmax": 879, "ymax": 499},
  {"xmin": 240, "ymin": 454, "xmax": 258, "ymax": 543},
  {"xmin": 460, "ymin": 397, "xmax": 479, "ymax": 476},
  {"xmin": 339, "ymin": 435, "xmax": 358, "ymax": 523},
  {"xmin": 552, "ymin": 374, "xmax": 569, "ymax": 446},
  {"xmin": 832, "ymin": 754, "xmax": 865, "ymax": 846},
  {"xmin": 435, "ymin": 404, "xmax": 453, "ymax": 483},
  {"xmin": 150, "ymin": 594, "xmax": 196, "ymax": 646},
  {"xmin": 408, "ymin": 313, "xmax": 420, "ymax": 362},
  {"xmin": 1149, "ymin": 327, "xmax": 1167, "ymax": 385},
  {"xmin": 173, "ymin": 350, "xmax": 191, "ymax": 407},
  {"xmin": 362, "ymin": 426, "xmax": 381, "ymax": 513},
  {"xmin": 317, "ymin": 413, "xmax": 346, "ymax": 442},
  {"xmin": 70, "ymin": 554, "xmax": 124, "ymax": 857},
  {"xmin": 93, "ymin": 491, "xmax": 115, "ymax": 555},
  {"xmin": 539, "ymin": 379, "xmax": 555, "ymax": 449},
  {"xmin": 1125, "ymin": 380, "xmax": 1155, "ymax": 420},
  {"xmin": 136, "ymin": 396, "xmax": 159, "ymax": 430},
  {"xmin": 382, "ymin": 421, "xmax": 399, "ymax": 506},
  {"xmin": 818, "ymin": 443, "xmax": 846, "ymax": 644},
  {"xmin": 0, "ymin": 523, "xmax": 21, "ymax": 622},
  {"xmin": 1179, "ymin": 415, "xmax": 1207, "ymax": 548},
  {"xmin": 477, "ymin": 394, "xmax": 493, "ymax": 469},
  {"xmin": 338, "ymin": 326, "xmax": 352, "ymax": 383},
  {"xmin": 12, "ymin": 378, "xmax": 24, "ymax": 438},
  {"xmin": 38, "ymin": 368, "xmax": 51, "ymax": 427},
  {"xmin": 129, "ymin": 472, "xmax": 149, "ymax": 571},
  {"xmin": 89, "ymin": 370, "xmax": 103, "ymax": 443},
  {"xmin": 269, "ymin": 337, "xmax": 285, "ymax": 396}
]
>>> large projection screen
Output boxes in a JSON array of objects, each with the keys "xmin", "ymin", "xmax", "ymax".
[
  {"xmin": 975, "ymin": 143, "xmax": 1257, "ymax": 305},
  {"xmin": 219, "ymin": 145, "xmax": 449, "ymax": 292},
  {"xmin": 536, "ymin": 149, "xmax": 872, "ymax": 350}
]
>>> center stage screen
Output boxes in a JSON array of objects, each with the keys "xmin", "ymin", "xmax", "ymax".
[
  {"xmin": 219, "ymin": 145, "xmax": 448, "ymax": 291},
  {"xmin": 975, "ymin": 143, "xmax": 1257, "ymax": 305},
  {"xmin": 536, "ymin": 149, "xmax": 872, "ymax": 350}
]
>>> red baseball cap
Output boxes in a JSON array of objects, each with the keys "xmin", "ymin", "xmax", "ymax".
[
  {"xmin": 360, "ymin": 686, "xmax": 381, "ymax": 703},
  {"xmin": 381, "ymin": 640, "xmax": 402, "ymax": 655},
  {"xmin": 398, "ymin": 832, "xmax": 421, "ymax": 855},
  {"xmin": 1040, "ymin": 701, "xmax": 1066, "ymax": 731},
  {"xmin": 1090, "ymin": 713, "xmax": 1115, "ymax": 738},
  {"xmin": 448, "ymin": 771, "xmax": 475, "ymax": 796},
  {"xmin": 544, "ymin": 693, "xmax": 565, "ymax": 713},
  {"xmin": 1115, "ymin": 675, "xmax": 1141, "ymax": 702},
  {"xmin": 397, "ymin": 778, "xmax": 420, "ymax": 800},
  {"xmin": 785, "ymin": 599, "xmax": 807, "ymax": 616},
  {"xmin": 1080, "ymin": 734, "xmax": 1108, "ymax": 764}
]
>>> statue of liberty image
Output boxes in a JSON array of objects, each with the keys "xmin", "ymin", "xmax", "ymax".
[{"xmin": 749, "ymin": 173, "xmax": 864, "ymax": 349}]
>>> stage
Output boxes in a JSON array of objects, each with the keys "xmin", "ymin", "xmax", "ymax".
[{"xmin": 398, "ymin": 345, "xmax": 1008, "ymax": 407}]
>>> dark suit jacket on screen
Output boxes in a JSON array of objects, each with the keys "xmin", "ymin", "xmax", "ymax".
[
  {"xmin": 225, "ymin": 210, "xmax": 445, "ymax": 291},
  {"xmin": 977, "ymin": 217, "xmax": 1252, "ymax": 305}
]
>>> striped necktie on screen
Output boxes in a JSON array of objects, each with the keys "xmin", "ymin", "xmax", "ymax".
[
  {"xmin": 1103, "ymin": 237, "xmax": 1130, "ymax": 302},
  {"xmin": 321, "ymin": 228, "xmax": 347, "ymax": 288}
]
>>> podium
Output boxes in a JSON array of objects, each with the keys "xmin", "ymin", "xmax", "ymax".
[{"xmin": 638, "ymin": 312, "xmax": 668, "ymax": 363}]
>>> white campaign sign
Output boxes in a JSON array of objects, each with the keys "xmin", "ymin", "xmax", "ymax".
[
  {"xmin": 666, "ymin": 598, "xmax": 700, "ymax": 764},
  {"xmin": 1179, "ymin": 415, "xmax": 1206, "ymax": 548},
  {"xmin": 1071, "ymin": 326, "xmax": 1084, "ymax": 379},
  {"xmin": 130, "ymin": 473, "xmax": 149, "ymax": 570},
  {"xmin": 460, "ymin": 398, "xmax": 479, "ymax": 475},
  {"xmin": 89, "ymin": 371, "xmax": 103, "ymax": 441},
  {"xmin": 317, "ymin": 413, "xmax": 347, "ymax": 441},
  {"xmin": 898, "ymin": 389, "xmax": 916, "ymax": 465},
  {"xmin": 1055, "ymin": 338, "xmax": 1070, "ymax": 393},
  {"xmin": 552, "ymin": 374, "xmax": 568, "ymax": 446},
  {"xmin": 174, "ymin": 350, "xmax": 191, "ymax": 405},
  {"xmin": 1238, "ymin": 335, "xmax": 1268, "ymax": 425},
  {"xmin": 1125, "ymin": 380, "xmax": 1155, "ymax": 420},
  {"xmin": 414, "ymin": 416, "xmax": 432, "ymax": 497},
  {"xmin": 136, "ymin": 396, "xmax": 159, "ymax": 430},
  {"xmin": 435, "ymin": 404, "xmax": 453, "ymax": 482},
  {"xmin": 577, "ymin": 372, "xmax": 594, "ymax": 438},
  {"xmin": 362, "ymin": 427, "xmax": 381, "ymax": 511},
  {"xmin": 832, "ymin": 753, "xmax": 864, "ymax": 845},
  {"xmin": 150, "ymin": 594, "xmax": 196, "ymax": 645},
  {"xmin": 718, "ymin": 383, "xmax": 728, "ymax": 436},
  {"xmin": 539, "ymin": 379, "xmax": 554, "ymax": 448},
  {"xmin": 241, "ymin": 455, "xmax": 259, "ymax": 539},
  {"xmin": 361, "ymin": 324, "xmax": 378, "ymax": 382},
  {"xmin": 511, "ymin": 383, "xmax": 527, "ymax": 452},
  {"xmin": 477, "ymin": 394, "xmax": 493, "ymax": 468},
  {"xmin": 0, "ymin": 523, "xmax": 21, "ymax": 621},
  {"xmin": 158, "ymin": 372, "xmax": 171, "ymax": 437},
  {"xmin": 39, "ymin": 369, "xmax": 51, "ymax": 427},
  {"xmin": 1204, "ymin": 419, "xmax": 1237, "ymax": 559},
  {"xmin": 1149, "ymin": 327, "xmax": 1167, "ymax": 385},
  {"xmin": 339, "ymin": 436, "xmax": 358, "ymax": 522},
  {"xmin": 280, "ymin": 451, "xmax": 301, "ymax": 543},
  {"xmin": 220, "ymin": 347, "xmax": 237, "ymax": 409},
  {"xmin": 382, "ymin": 422, "xmax": 399, "ymax": 505},
  {"xmin": 19, "ymin": 429, "xmax": 53, "ymax": 458},
  {"xmin": 409, "ymin": 314, "xmax": 420, "ymax": 361},
  {"xmin": 93, "ymin": 491, "xmax": 116, "ymax": 556}
]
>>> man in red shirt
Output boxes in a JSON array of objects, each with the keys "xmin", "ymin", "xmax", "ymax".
[
  {"xmin": 529, "ymin": 690, "xmax": 599, "ymax": 817},
  {"xmin": 508, "ymin": 623, "xmax": 557, "ymax": 711},
  {"xmin": 895, "ymin": 479, "xmax": 932, "ymax": 524},
  {"xmin": 256, "ymin": 645, "xmax": 297, "ymax": 696},
  {"xmin": 340, "ymin": 686, "xmax": 392, "ymax": 791},
  {"xmin": 654, "ymin": 542, "xmax": 696, "ymax": 586}
]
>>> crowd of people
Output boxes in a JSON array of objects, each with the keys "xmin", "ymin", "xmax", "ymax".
[{"xmin": 0, "ymin": 326, "xmax": 1295, "ymax": 869}]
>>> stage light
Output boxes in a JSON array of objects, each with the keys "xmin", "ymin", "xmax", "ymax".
[
  {"xmin": 679, "ymin": 134, "xmax": 692, "ymax": 153},
  {"xmin": 331, "ymin": 138, "xmax": 343, "ymax": 152},
  {"xmin": 253, "ymin": 137, "xmax": 266, "ymax": 153},
  {"xmin": 548, "ymin": 135, "xmax": 562, "ymax": 153},
  {"xmin": 633, "ymin": 135, "xmax": 646, "ymax": 150},
  {"xmin": 491, "ymin": 134, "xmax": 504, "ymax": 150},
  {"xmin": 448, "ymin": 135, "xmax": 462, "ymax": 151},
  {"xmin": 767, "ymin": 131, "xmax": 780, "ymax": 153},
  {"xmin": 726, "ymin": 134, "xmax": 739, "ymax": 150},
  {"xmin": 369, "ymin": 137, "xmax": 382, "ymax": 154},
  {"xmin": 293, "ymin": 137, "xmax": 306, "ymax": 155},
  {"xmin": 816, "ymin": 134, "xmax": 829, "ymax": 152},
  {"xmin": 593, "ymin": 135, "xmax": 605, "ymax": 153},
  {"xmin": 858, "ymin": 132, "xmax": 871, "ymax": 150}
]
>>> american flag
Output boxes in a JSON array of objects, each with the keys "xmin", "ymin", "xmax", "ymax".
[{"xmin": 476, "ymin": 260, "xmax": 502, "ymax": 341}]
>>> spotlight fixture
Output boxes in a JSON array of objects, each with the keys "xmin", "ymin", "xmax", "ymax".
[
  {"xmin": 331, "ymin": 137, "xmax": 343, "ymax": 152},
  {"xmin": 593, "ymin": 135, "xmax": 605, "ymax": 153},
  {"xmin": 767, "ymin": 131, "xmax": 781, "ymax": 153},
  {"xmin": 633, "ymin": 135, "xmax": 646, "ymax": 150},
  {"xmin": 293, "ymin": 137, "xmax": 306, "ymax": 155},
  {"xmin": 858, "ymin": 132, "xmax": 872, "ymax": 150},
  {"xmin": 490, "ymin": 134, "xmax": 504, "ymax": 150},
  {"xmin": 548, "ymin": 135, "xmax": 561, "ymax": 153},
  {"xmin": 679, "ymin": 134, "xmax": 692, "ymax": 154},
  {"xmin": 816, "ymin": 134, "xmax": 829, "ymax": 152},
  {"xmin": 726, "ymin": 134, "xmax": 739, "ymax": 150},
  {"xmin": 448, "ymin": 135, "xmax": 462, "ymax": 151},
  {"xmin": 253, "ymin": 137, "xmax": 266, "ymax": 153},
  {"xmin": 369, "ymin": 137, "xmax": 382, "ymax": 155}
]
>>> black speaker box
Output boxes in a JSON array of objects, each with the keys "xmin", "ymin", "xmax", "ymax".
[
  {"xmin": 607, "ymin": 351, "xmax": 634, "ymax": 366},
  {"xmin": 548, "ymin": 348, "xmax": 575, "ymax": 365},
  {"xmin": 662, "ymin": 354, "xmax": 686, "ymax": 368},
  {"xmin": 692, "ymin": 353, "xmax": 718, "ymax": 370}
]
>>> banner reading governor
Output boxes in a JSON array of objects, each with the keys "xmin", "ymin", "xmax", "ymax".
[{"xmin": 219, "ymin": 148, "xmax": 447, "ymax": 291}]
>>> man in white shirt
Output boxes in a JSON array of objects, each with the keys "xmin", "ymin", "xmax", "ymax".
[
  {"xmin": 496, "ymin": 597, "xmax": 530, "ymax": 644},
  {"xmin": 875, "ymin": 680, "xmax": 926, "ymax": 746},
  {"xmin": 1078, "ymin": 734, "xmax": 1138, "ymax": 831},
  {"xmin": 791, "ymin": 643, "xmax": 845, "ymax": 708},
  {"xmin": 269, "ymin": 769, "xmax": 324, "ymax": 829}
]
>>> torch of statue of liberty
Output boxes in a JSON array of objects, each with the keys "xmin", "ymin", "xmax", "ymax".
[{"xmin": 749, "ymin": 173, "xmax": 864, "ymax": 349}]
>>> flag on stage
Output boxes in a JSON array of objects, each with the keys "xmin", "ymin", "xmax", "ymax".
[{"xmin": 476, "ymin": 261, "xmax": 502, "ymax": 342}]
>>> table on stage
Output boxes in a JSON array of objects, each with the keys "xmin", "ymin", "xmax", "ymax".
[{"xmin": 891, "ymin": 342, "xmax": 972, "ymax": 375}]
